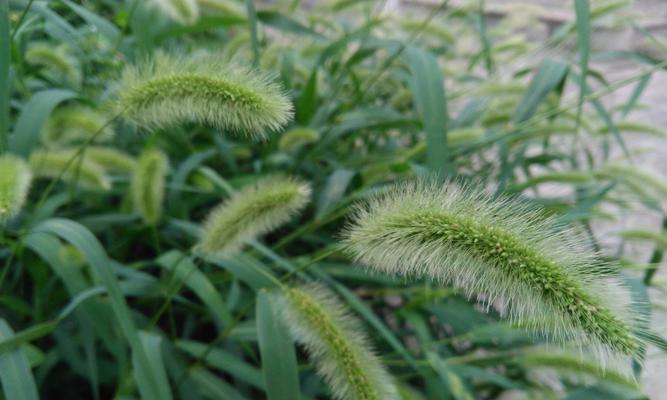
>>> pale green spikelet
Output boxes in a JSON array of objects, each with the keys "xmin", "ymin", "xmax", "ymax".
[
  {"xmin": 29, "ymin": 150, "xmax": 111, "ymax": 191},
  {"xmin": 148, "ymin": 0, "xmax": 200, "ymax": 25},
  {"xmin": 113, "ymin": 53, "xmax": 293, "ymax": 137},
  {"xmin": 42, "ymin": 106, "xmax": 115, "ymax": 147},
  {"xmin": 278, "ymin": 127, "xmax": 320, "ymax": 153},
  {"xmin": 279, "ymin": 284, "xmax": 399, "ymax": 400},
  {"xmin": 343, "ymin": 179, "xmax": 641, "ymax": 363},
  {"xmin": 82, "ymin": 147, "xmax": 137, "ymax": 174},
  {"xmin": 0, "ymin": 155, "xmax": 32, "ymax": 221},
  {"xmin": 25, "ymin": 42, "xmax": 81, "ymax": 86},
  {"xmin": 131, "ymin": 149, "xmax": 169, "ymax": 225},
  {"xmin": 197, "ymin": 176, "xmax": 310, "ymax": 256}
]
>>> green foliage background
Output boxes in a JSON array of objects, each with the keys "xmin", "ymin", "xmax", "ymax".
[{"xmin": 1, "ymin": 0, "xmax": 666, "ymax": 398}]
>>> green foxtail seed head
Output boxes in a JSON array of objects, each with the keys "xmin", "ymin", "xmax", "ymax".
[
  {"xmin": 0, "ymin": 155, "xmax": 32, "ymax": 221},
  {"xmin": 82, "ymin": 147, "xmax": 137, "ymax": 174},
  {"xmin": 197, "ymin": 176, "xmax": 310, "ymax": 256},
  {"xmin": 279, "ymin": 284, "xmax": 399, "ymax": 400},
  {"xmin": 278, "ymin": 127, "xmax": 321, "ymax": 153},
  {"xmin": 29, "ymin": 150, "xmax": 111, "ymax": 191},
  {"xmin": 148, "ymin": 0, "xmax": 199, "ymax": 25},
  {"xmin": 42, "ymin": 106, "xmax": 115, "ymax": 147},
  {"xmin": 25, "ymin": 42, "xmax": 81, "ymax": 86},
  {"xmin": 131, "ymin": 148, "xmax": 169, "ymax": 225},
  {"xmin": 113, "ymin": 53, "xmax": 293, "ymax": 138},
  {"xmin": 343, "ymin": 179, "xmax": 641, "ymax": 364}
]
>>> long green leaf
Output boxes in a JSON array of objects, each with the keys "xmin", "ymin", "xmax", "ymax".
[
  {"xmin": 513, "ymin": 59, "xmax": 568, "ymax": 123},
  {"xmin": 407, "ymin": 45, "xmax": 449, "ymax": 176},
  {"xmin": 32, "ymin": 218, "xmax": 170, "ymax": 400},
  {"xmin": 0, "ymin": 319, "xmax": 39, "ymax": 400},
  {"xmin": 157, "ymin": 250, "xmax": 233, "ymax": 328},
  {"xmin": 133, "ymin": 332, "xmax": 173, "ymax": 400},
  {"xmin": 0, "ymin": 0, "xmax": 8, "ymax": 153},
  {"xmin": 256, "ymin": 290, "xmax": 301, "ymax": 400},
  {"xmin": 574, "ymin": 0, "xmax": 590, "ymax": 129},
  {"xmin": 9, "ymin": 89, "xmax": 77, "ymax": 157}
]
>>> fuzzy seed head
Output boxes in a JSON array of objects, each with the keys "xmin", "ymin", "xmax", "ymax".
[
  {"xmin": 148, "ymin": 0, "xmax": 199, "ymax": 25},
  {"xmin": 82, "ymin": 147, "xmax": 137, "ymax": 174},
  {"xmin": 42, "ymin": 106, "xmax": 115, "ymax": 147},
  {"xmin": 343, "ymin": 179, "xmax": 641, "ymax": 363},
  {"xmin": 0, "ymin": 155, "xmax": 32, "ymax": 221},
  {"xmin": 197, "ymin": 176, "xmax": 310, "ymax": 256},
  {"xmin": 25, "ymin": 42, "xmax": 81, "ymax": 86},
  {"xmin": 113, "ymin": 53, "xmax": 293, "ymax": 138},
  {"xmin": 131, "ymin": 148, "xmax": 169, "ymax": 225},
  {"xmin": 29, "ymin": 150, "xmax": 111, "ymax": 191},
  {"xmin": 278, "ymin": 127, "xmax": 321, "ymax": 153},
  {"xmin": 279, "ymin": 284, "xmax": 399, "ymax": 400}
]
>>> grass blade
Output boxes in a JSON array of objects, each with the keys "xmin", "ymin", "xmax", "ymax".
[
  {"xmin": 245, "ymin": 0, "xmax": 259, "ymax": 66},
  {"xmin": 406, "ymin": 45, "xmax": 449, "ymax": 176},
  {"xmin": 134, "ymin": 332, "xmax": 173, "ymax": 400},
  {"xmin": 32, "ymin": 218, "xmax": 171, "ymax": 400},
  {"xmin": 513, "ymin": 59, "xmax": 569, "ymax": 123},
  {"xmin": 0, "ymin": 319, "xmax": 39, "ymax": 400},
  {"xmin": 0, "ymin": 0, "xmax": 8, "ymax": 154},
  {"xmin": 9, "ymin": 89, "xmax": 77, "ymax": 157},
  {"xmin": 574, "ymin": 0, "xmax": 590, "ymax": 129},
  {"xmin": 256, "ymin": 289, "xmax": 301, "ymax": 400},
  {"xmin": 157, "ymin": 250, "xmax": 234, "ymax": 328}
]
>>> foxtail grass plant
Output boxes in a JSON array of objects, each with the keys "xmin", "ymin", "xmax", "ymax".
[
  {"xmin": 343, "ymin": 179, "xmax": 641, "ymax": 364},
  {"xmin": 29, "ymin": 150, "xmax": 111, "ymax": 191},
  {"xmin": 279, "ymin": 284, "xmax": 399, "ymax": 400},
  {"xmin": 113, "ymin": 53, "xmax": 293, "ymax": 137},
  {"xmin": 197, "ymin": 176, "xmax": 310, "ymax": 256},
  {"xmin": 131, "ymin": 148, "xmax": 169, "ymax": 225},
  {"xmin": 0, "ymin": 155, "xmax": 32, "ymax": 221}
]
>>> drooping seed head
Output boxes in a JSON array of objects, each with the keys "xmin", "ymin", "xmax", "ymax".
[
  {"xmin": 0, "ymin": 155, "xmax": 32, "ymax": 221},
  {"xmin": 82, "ymin": 147, "xmax": 137, "ymax": 174},
  {"xmin": 279, "ymin": 284, "xmax": 399, "ymax": 400},
  {"xmin": 131, "ymin": 148, "xmax": 169, "ymax": 225},
  {"xmin": 113, "ymin": 52, "xmax": 293, "ymax": 138},
  {"xmin": 197, "ymin": 176, "xmax": 310, "ymax": 256},
  {"xmin": 147, "ymin": 0, "xmax": 200, "ymax": 25},
  {"xmin": 42, "ymin": 106, "xmax": 115, "ymax": 147},
  {"xmin": 25, "ymin": 42, "xmax": 81, "ymax": 86},
  {"xmin": 29, "ymin": 150, "xmax": 111, "ymax": 191},
  {"xmin": 278, "ymin": 127, "xmax": 320, "ymax": 153},
  {"xmin": 343, "ymin": 179, "xmax": 641, "ymax": 364}
]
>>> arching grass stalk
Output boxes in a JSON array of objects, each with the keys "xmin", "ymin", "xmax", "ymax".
[
  {"xmin": 279, "ymin": 284, "xmax": 399, "ymax": 400},
  {"xmin": 113, "ymin": 52, "xmax": 293, "ymax": 137},
  {"xmin": 196, "ymin": 176, "xmax": 310, "ymax": 256},
  {"xmin": 344, "ymin": 179, "xmax": 641, "ymax": 364}
]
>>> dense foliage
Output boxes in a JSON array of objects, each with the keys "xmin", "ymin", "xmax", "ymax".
[{"xmin": 1, "ymin": 0, "xmax": 666, "ymax": 399}]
